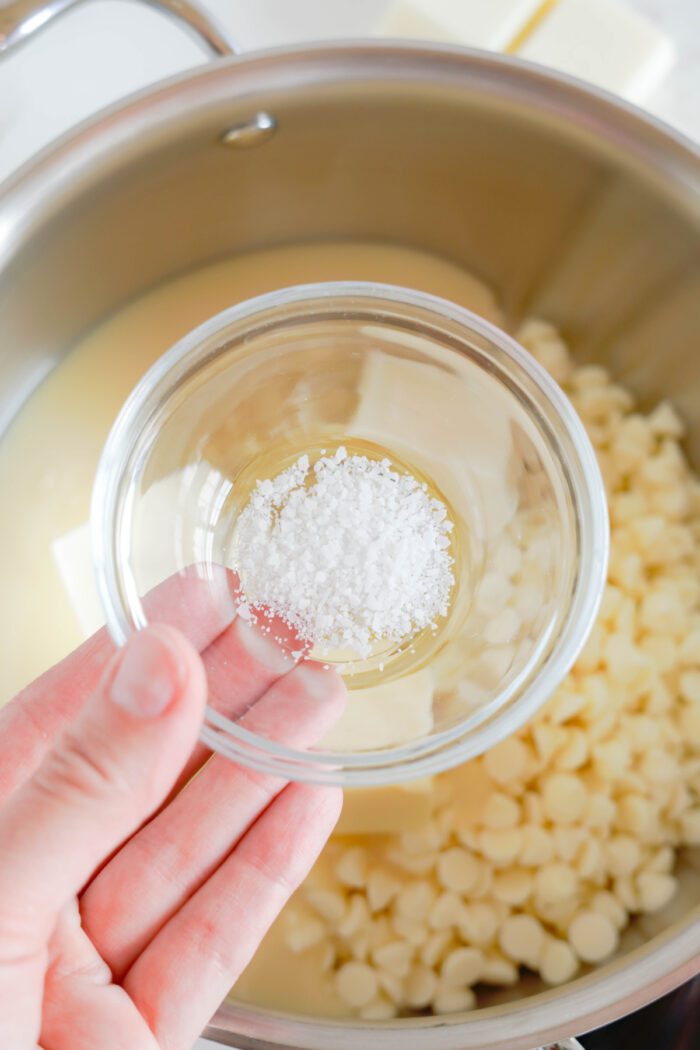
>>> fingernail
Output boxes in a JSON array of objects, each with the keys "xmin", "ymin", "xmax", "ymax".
[{"xmin": 110, "ymin": 628, "xmax": 183, "ymax": 719}]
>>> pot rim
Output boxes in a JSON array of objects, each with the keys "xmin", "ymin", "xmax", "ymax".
[
  {"xmin": 0, "ymin": 40, "xmax": 698, "ymax": 245},
  {"xmin": 1, "ymin": 40, "xmax": 698, "ymax": 1046},
  {"xmin": 209, "ymin": 906, "xmax": 700, "ymax": 1050}
]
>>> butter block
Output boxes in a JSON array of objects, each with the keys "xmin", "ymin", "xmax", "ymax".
[
  {"xmin": 52, "ymin": 520, "xmax": 104, "ymax": 638},
  {"xmin": 52, "ymin": 462, "xmax": 228, "ymax": 638},
  {"xmin": 321, "ymin": 667, "xmax": 434, "ymax": 751},
  {"xmin": 517, "ymin": 0, "xmax": 675, "ymax": 103},
  {"xmin": 337, "ymin": 777, "xmax": 437, "ymax": 835},
  {"xmin": 376, "ymin": 0, "xmax": 543, "ymax": 51},
  {"xmin": 353, "ymin": 342, "xmax": 518, "ymax": 541}
]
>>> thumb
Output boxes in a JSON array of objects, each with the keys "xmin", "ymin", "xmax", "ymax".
[{"xmin": 0, "ymin": 625, "xmax": 206, "ymax": 941}]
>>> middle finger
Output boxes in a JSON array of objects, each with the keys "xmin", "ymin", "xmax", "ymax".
[{"xmin": 176, "ymin": 613, "xmax": 307, "ymax": 791}]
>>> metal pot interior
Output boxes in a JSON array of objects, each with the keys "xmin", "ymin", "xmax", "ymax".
[{"xmin": 0, "ymin": 45, "xmax": 698, "ymax": 1047}]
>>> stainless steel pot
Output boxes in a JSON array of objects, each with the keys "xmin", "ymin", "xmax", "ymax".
[{"xmin": 0, "ymin": 3, "xmax": 698, "ymax": 1049}]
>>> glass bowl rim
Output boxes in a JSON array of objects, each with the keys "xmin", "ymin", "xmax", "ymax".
[{"xmin": 92, "ymin": 281, "xmax": 609, "ymax": 786}]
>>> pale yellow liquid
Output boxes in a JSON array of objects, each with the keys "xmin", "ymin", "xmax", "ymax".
[{"xmin": 0, "ymin": 241, "xmax": 499, "ymax": 702}]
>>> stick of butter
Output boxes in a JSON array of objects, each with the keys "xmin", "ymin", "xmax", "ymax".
[
  {"xmin": 375, "ymin": 0, "xmax": 675, "ymax": 104},
  {"xmin": 352, "ymin": 344, "xmax": 519, "ymax": 540},
  {"xmin": 52, "ymin": 520, "xmax": 104, "ymax": 638},
  {"xmin": 516, "ymin": 0, "xmax": 675, "ymax": 104},
  {"xmin": 52, "ymin": 462, "xmax": 229, "ymax": 638},
  {"xmin": 376, "ymin": 0, "xmax": 544, "ymax": 51},
  {"xmin": 321, "ymin": 667, "xmax": 435, "ymax": 751},
  {"xmin": 336, "ymin": 777, "xmax": 437, "ymax": 835}
]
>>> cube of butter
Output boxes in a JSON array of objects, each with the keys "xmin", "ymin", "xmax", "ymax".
[
  {"xmin": 517, "ymin": 0, "xmax": 675, "ymax": 103},
  {"xmin": 375, "ymin": 0, "xmax": 675, "ymax": 106},
  {"xmin": 52, "ymin": 462, "xmax": 228, "ymax": 638},
  {"xmin": 321, "ymin": 667, "xmax": 435, "ymax": 751},
  {"xmin": 376, "ymin": 0, "xmax": 544, "ymax": 51},
  {"xmin": 336, "ymin": 777, "xmax": 437, "ymax": 835}
]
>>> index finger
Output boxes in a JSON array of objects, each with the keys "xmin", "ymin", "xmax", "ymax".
[{"xmin": 0, "ymin": 566, "xmax": 236, "ymax": 804}]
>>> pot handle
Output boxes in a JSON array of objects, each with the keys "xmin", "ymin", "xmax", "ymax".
[{"xmin": 0, "ymin": 0, "xmax": 238, "ymax": 57}]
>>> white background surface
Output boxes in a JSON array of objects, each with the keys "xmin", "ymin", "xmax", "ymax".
[{"xmin": 0, "ymin": 1, "xmax": 696, "ymax": 1048}]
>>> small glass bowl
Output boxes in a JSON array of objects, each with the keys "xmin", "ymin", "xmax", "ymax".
[{"xmin": 92, "ymin": 282, "xmax": 608, "ymax": 786}]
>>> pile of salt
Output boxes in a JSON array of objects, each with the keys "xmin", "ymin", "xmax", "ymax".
[{"xmin": 232, "ymin": 447, "xmax": 454, "ymax": 659}]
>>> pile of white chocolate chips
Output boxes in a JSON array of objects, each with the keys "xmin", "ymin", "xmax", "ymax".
[{"xmin": 258, "ymin": 320, "xmax": 700, "ymax": 1019}]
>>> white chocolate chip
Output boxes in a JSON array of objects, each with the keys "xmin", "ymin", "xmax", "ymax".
[
  {"xmin": 480, "ymin": 951, "xmax": 519, "ymax": 985},
  {"xmin": 592, "ymin": 737, "xmax": 631, "ymax": 778},
  {"xmin": 636, "ymin": 872, "xmax": 677, "ymax": 913},
  {"xmin": 681, "ymin": 808, "xmax": 700, "ymax": 844},
  {"xmin": 336, "ymin": 846, "xmax": 368, "ymax": 888},
  {"xmin": 519, "ymin": 826, "xmax": 554, "ymax": 866},
  {"xmin": 555, "ymin": 729, "xmax": 589, "ymax": 771},
  {"xmin": 576, "ymin": 837, "xmax": 603, "ymax": 881},
  {"xmin": 387, "ymin": 849, "xmax": 437, "ymax": 876},
  {"xmin": 377, "ymin": 969, "xmax": 404, "ymax": 1004},
  {"xmin": 476, "ymin": 572, "xmax": 512, "ymax": 615},
  {"xmin": 484, "ymin": 607, "xmax": 521, "ymax": 646},
  {"xmin": 335, "ymin": 961, "xmax": 379, "ymax": 1007},
  {"xmin": 350, "ymin": 931, "xmax": 370, "ymax": 961},
  {"xmin": 590, "ymin": 891, "xmax": 627, "ymax": 930},
  {"xmin": 285, "ymin": 916, "xmax": 326, "ymax": 953},
  {"xmin": 440, "ymin": 946, "xmax": 484, "ymax": 987},
  {"xmin": 458, "ymin": 902, "xmax": 500, "ymax": 946},
  {"xmin": 367, "ymin": 868, "xmax": 402, "ymax": 912},
  {"xmin": 359, "ymin": 997, "xmax": 397, "ymax": 1021},
  {"xmin": 392, "ymin": 914, "xmax": 429, "ymax": 946},
  {"xmin": 552, "ymin": 827, "xmax": 586, "ymax": 863},
  {"xmin": 480, "ymin": 828, "xmax": 523, "ymax": 866},
  {"xmin": 540, "ymin": 938, "xmax": 579, "ymax": 985},
  {"xmin": 432, "ymin": 985, "xmax": 477, "ymax": 1014},
  {"xmin": 436, "ymin": 848, "xmax": 480, "ymax": 893},
  {"xmin": 604, "ymin": 836, "xmax": 642, "ymax": 877},
  {"xmin": 420, "ymin": 929, "xmax": 454, "ymax": 968},
  {"xmin": 498, "ymin": 914, "xmax": 545, "ymax": 967},
  {"xmin": 483, "ymin": 792, "xmax": 521, "ymax": 829},
  {"xmin": 404, "ymin": 964, "xmax": 438, "ymax": 1009},
  {"xmin": 513, "ymin": 582, "xmax": 545, "ymax": 623},
  {"xmin": 680, "ymin": 670, "xmax": 700, "ymax": 703},
  {"xmin": 395, "ymin": 880, "xmax": 437, "ymax": 922},
  {"xmin": 534, "ymin": 724, "xmax": 567, "ymax": 763},
  {"xmin": 492, "ymin": 868, "xmax": 533, "ymax": 906},
  {"xmin": 483, "ymin": 737, "xmax": 529, "ymax": 783},
  {"xmin": 568, "ymin": 911, "xmax": 619, "ymax": 963},
  {"xmin": 541, "ymin": 773, "xmax": 587, "ymax": 824},
  {"xmin": 338, "ymin": 895, "xmax": 370, "ymax": 938},
  {"xmin": 306, "ymin": 888, "xmax": 347, "ymax": 924},
  {"xmin": 648, "ymin": 401, "xmax": 684, "ymax": 438},
  {"xmin": 372, "ymin": 940, "xmax": 414, "ymax": 978},
  {"xmin": 429, "ymin": 890, "xmax": 465, "ymax": 930}
]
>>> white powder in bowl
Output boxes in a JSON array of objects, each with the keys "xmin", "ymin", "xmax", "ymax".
[{"xmin": 231, "ymin": 447, "xmax": 455, "ymax": 658}]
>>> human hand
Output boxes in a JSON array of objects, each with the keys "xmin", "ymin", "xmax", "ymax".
[{"xmin": 0, "ymin": 571, "xmax": 345, "ymax": 1050}]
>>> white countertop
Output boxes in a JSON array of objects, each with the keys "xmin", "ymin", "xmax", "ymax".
[{"xmin": 0, "ymin": 2, "xmax": 696, "ymax": 1048}]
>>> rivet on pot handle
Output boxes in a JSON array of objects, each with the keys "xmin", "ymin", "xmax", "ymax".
[{"xmin": 0, "ymin": 0, "xmax": 238, "ymax": 57}]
